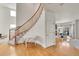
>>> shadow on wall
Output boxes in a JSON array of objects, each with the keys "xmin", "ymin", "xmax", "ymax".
[
  {"xmin": 34, "ymin": 36, "xmax": 44, "ymax": 46},
  {"xmin": 26, "ymin": 36, "xmax": 44, "ymax": 46}
]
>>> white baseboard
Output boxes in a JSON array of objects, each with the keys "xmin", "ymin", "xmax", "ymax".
[
  {"xmin": 36, "ymin": 41, "xmax": 56, "ymax": 48},
  {"xmin": 35, "ymin": 41, "xmax": 46, "ymax": 48},
  {"xmin": 45, "ymin": 42, "xmax": 56, "ymax": 48}
]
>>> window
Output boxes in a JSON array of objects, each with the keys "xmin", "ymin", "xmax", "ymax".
[
  {"xmin": 10, "ymin": 24, "xmax": 16, "ymax": 29},
  {"xmin": 10, "ymin": 10, "xmax": 16, "ymax": 17}
]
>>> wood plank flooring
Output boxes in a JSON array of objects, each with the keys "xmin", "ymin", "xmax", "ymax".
[{"xmin": 0, "ymin": 39, "xmax": 79, "ymax": 56}]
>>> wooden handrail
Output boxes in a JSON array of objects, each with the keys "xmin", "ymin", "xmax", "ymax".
[
  {"xmin": 15, "ymin": 3, "xmax": 43, "ymax": 35},
  {"xmin": 21, "ymin": 4, "xmax": 43, "ymax": 32},
  {"xmin": 10, "ymin": 3, "xmax": 43, "ymax": 40},
  {"xmin": 16, "ymin": 4, "xmax": 42, "ymax": 31}
]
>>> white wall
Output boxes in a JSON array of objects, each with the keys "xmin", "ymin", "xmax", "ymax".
[
  {"xmin": 75, "ymin": 20, "xmax": 79, "ymax": 39},
  {"xmin": 45, "ymin": 10, "xmax": 55, "ymax": 47},
  {"xmin": 0, "ymin": 5, "xmax": 16, "ymax": 44},
  {"xmin": 0, "ymin": 6, "xmax": 9, "ymax": 35},
  {"xmin": 0, "ymin": 5, "xmax": 10, "ymax": 44}
]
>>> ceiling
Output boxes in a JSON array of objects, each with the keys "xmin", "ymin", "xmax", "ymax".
[
  {"xmin": 0, "ymin": 3, "xmax": 79, "ymax": 23},
  {"xmin": 44, "ymin": 3, "xmax": 79, "ymax": 23},
  {"xmin": 0, "ymin": 3, "xmax": 16, "ymax": 10}
]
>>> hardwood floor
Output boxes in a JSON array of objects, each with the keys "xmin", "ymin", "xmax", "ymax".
[{"xmin": 0, "ymin": 39, "xmax": 79, "ymax": 56}]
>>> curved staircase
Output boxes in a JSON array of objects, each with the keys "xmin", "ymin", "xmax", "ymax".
[{"xmin": 9, "ymin": 4, "xmax": 43, "ymax": 45}]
